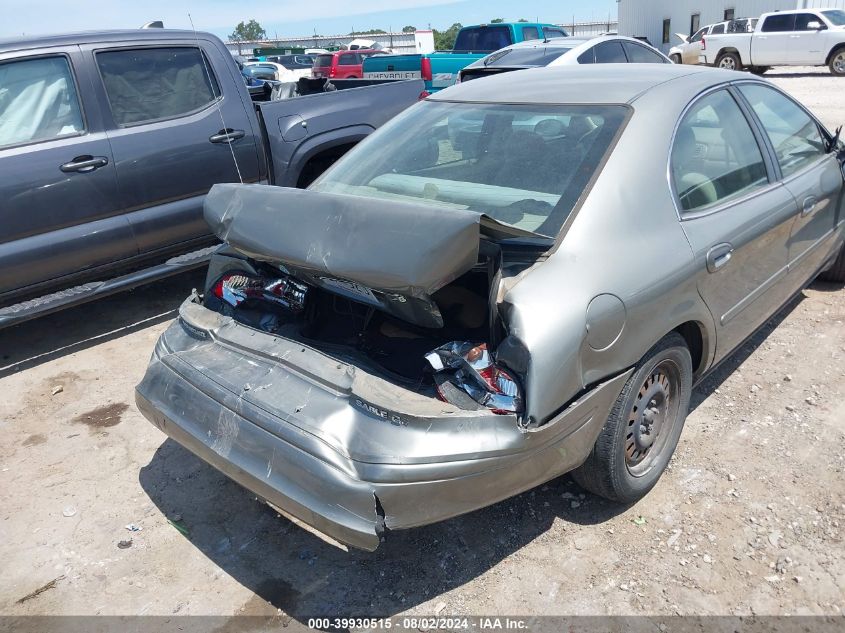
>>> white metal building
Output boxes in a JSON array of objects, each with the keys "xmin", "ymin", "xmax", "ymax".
[
  {"xmin": 618, "ymin": 0, "xmax": 845, "ymax": 53},
  {"xmin": 227, "ymin": 30, "xmax": 435, "ymax": 56}
]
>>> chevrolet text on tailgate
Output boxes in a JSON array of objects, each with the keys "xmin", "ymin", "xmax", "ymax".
[
  {"xmin": 363, "ymin": 22, "xmax": 568, "ymax": 91},
  {"xmin": 136, "ymin": 64, "xmax": 845, "ymax": 550}
]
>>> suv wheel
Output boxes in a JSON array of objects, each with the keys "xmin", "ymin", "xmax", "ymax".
[
  {"xmin": 572, "ymin": 332, "xmax": 692, "ymax": 503},
  {"xmin": 670, "ymin": 54, "xmax": 682, "ymax": 64}
]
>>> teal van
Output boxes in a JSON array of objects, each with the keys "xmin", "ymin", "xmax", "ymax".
[{"xmin": 363, "ymin": 22, "xmax": 567, "ymax": 92}]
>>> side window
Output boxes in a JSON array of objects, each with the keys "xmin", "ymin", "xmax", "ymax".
[
  {"xmin": 671, "ymin": 90, "xmax": 769, "ymax": 212},
  {"xmin": 543, "ymin": 28, "xmax": 566, "ymax": 38},
  {"xmin": 795, "ymin": 13, "xmax": 826, "ymax": 30},
  {"xmin": 96, "ymin": 47, "xmax": 219, "ymax": 126},
  {"xmin": 738, "ymin": 84, "xmax": 827, "ymax": 178},
  {"xmin": 711, "ymin": 23, "xmax": 725, "ymax": 34},
  {"xmin": 0, "ymin": 55, "xmax": 84, "ymax": 149},
  {"xmin": 593, "ymin": 41, "xmax": 627, "ymax": 63},
  {"xmin": 761, "ymin": 14, "xmax": 796, "ymax": 32},
  {"xmin": 339, "ymin": 53, "xmax": 356, "ymax": 65},
  {"xmin": 522, "ymin": 26, "xmax": 540, "ymax": 41},
  {"xmin": 622, "ymin": 42, "xmax": 668, "ymax": 63}
]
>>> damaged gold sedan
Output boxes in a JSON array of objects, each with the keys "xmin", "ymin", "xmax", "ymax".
[{"xmin": 136, "ymin": 65, "xmax": 845, "ymax": 550}]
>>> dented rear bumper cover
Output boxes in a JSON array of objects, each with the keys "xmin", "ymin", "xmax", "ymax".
[{"xmin": 135, "ymin": 300, "xmax": 631, "ymax": 551}]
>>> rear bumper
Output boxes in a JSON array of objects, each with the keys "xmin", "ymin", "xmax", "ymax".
[{"xmin": 135, "ymin": 299, "xmax": 631, "ymax": 550}]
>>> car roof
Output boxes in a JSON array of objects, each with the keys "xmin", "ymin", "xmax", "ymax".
[
  {"xmin": 463, "ymin": 35, "xmax": 669, "ymax": 71},
  {"xmin": 0, "ymin": 29, "xmax": 216, "ymax": 53},
  {"xmin": 432, "ymin": 63, "xmax": 741, "ymax": 105}
]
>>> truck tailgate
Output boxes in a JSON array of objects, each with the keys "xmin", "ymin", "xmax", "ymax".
[
  {"xmin": 363, "ymin": 54, "xmax": 423, "ymax": 80},
  {"xmin": 256, "ymin": 79, "xmax": 424, "ymax": 187}
]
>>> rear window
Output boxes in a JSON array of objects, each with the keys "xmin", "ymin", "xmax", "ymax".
[
  {"xmin": 479, "ymin": 46, "xmax": 572, "ymax": 67},
  {"xmin": 311, "ymin": 101, "xmax": 628, "ymax": 239},
  {"xmin": 0, "ymin": 55, "xmax": 84, "ymax": 149},
  {"xmin": 314, "ymin": 55, "xmax": 333, "ymax": 67},
  {"xmin": 96, "ymin": 47, "xmax": 220, "ymax": 126},
  {"xmin": 454, "ymin": 26, "xmax": 513, "ymax": 52},
  {"xmin": 761, "ymin": 14, "xmax": 796, "ymax": 31}
]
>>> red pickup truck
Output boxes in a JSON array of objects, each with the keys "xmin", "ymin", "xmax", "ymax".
[{"xmin": 312, "ymin": 49, "xmax": 387, "ymax": 79}]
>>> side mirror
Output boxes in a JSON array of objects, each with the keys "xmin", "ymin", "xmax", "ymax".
[{"xmin": 806, "ymin": 21, "xmax": 824, "ymax": 30}]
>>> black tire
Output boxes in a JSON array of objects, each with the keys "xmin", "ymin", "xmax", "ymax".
[
  {"xmin": 572, "ymin": 332, "xmax": 693, "ymax": 503},
  {"xmin": 830, "ymin": 48, "xmax": 845, "ymax": 76},
  {"xmin": 670, "ymin": 54, "xmax": 682, "ymax": 65},
  {"xmin": 819, "ymin": 245, "xmax": 845, "ymax": 283},
  {"xmin": 716, "ymin": 52, "xmax": 742, "ymax": 71}
]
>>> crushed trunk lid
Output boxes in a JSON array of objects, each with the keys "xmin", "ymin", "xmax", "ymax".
[{"xmin": 204, "ymin": 183, "xmax": 483, "ymax": 328}]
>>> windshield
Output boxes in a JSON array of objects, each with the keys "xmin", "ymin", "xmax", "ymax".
[
  {"xmin": 822, "ymin": 10, "xmax": 845, "ymax": 26},
  {"xmin": 310, "ymin": 101, "xmax": 627, "ymax": 239},
  {"xmin": 454, "ymin": 26, "xmax": 513, "ymax": 52}
]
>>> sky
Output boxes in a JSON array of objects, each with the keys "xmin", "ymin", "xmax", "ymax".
[{"xmin": 4, "ymin": 0, "xmax": 618, "ymax": 40}]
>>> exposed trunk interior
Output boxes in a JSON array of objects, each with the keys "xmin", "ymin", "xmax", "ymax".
[{"xmin": 203, "ymin": 241, "xmax": 540, "ymax": 393}]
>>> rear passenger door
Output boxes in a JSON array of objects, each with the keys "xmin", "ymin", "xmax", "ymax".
[
  {"xmin": 0, "ymin": 47, "xmax": 134, "ymax": 298},
  {"xmin": 86, "ymin": 40, "xmax": 261, "ymax": 255},
  {"xmin": 671, "ymin": 88, "xmax": 797, "ymax": 361},
  {"xmin": 753, "ymin": 14, "xmax": 796, "ymax": 66}
]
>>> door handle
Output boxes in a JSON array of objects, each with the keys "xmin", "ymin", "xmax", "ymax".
[
  {"xmin": 801, "ymin": 196, "xmax": 818, "ymax": 217},
  {"xmin": 706, "ymin": 243, "xmax": 734, "ymax": 273},
  {"xmin": 60, "ymin": 155, "xmax": 108, "ymax": 173},
  {"xmin": 209, "ymin": 128, "xmax": 245, "ymax": 144}
]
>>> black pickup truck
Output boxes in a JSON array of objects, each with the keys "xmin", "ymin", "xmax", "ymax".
[{"xmin": 0, "ymin": 28, "xmax": 423, "ymax": 327}]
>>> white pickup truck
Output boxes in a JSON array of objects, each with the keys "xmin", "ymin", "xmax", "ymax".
[{"xmin": 702, "ymin": 8, "xmax": 845, "ymax": 75}]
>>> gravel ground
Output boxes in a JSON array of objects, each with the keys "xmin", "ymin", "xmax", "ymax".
[{"xmin": 0, "ymin": 68, "xmax": 843, "ymax": 622}]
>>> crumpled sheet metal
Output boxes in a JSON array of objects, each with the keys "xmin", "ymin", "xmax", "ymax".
[{"xmin": 204, "ymin": 183, "xmax": 482, "ymax": 299}]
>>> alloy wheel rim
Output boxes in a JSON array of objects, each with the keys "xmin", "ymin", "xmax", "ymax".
[
  {"xmin": 626, "ymin": 360, "xmax": 681, "ymax": 477},
  {"xmin": 835, "ymin": 53, "xmax": 845, "ymax": 74},
  {"xmin": 720, "ymin": 57, "xmax": 736, "ymax": 70}
]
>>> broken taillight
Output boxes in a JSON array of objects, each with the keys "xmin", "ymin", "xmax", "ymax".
[
  {"xmin": 426, "ymin": 342, "xmax": 523, "ymax": 415},
  {"xmin": 212, "ymin": 272, "xmax": 308, "ymax": 312}
]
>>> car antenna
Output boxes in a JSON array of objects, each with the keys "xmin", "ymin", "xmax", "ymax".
[{"xmin": 188, "ymin": 12, "xmax": 244, "ymax": 184}]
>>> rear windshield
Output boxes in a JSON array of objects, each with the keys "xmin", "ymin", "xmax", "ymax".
[
  {"xmin": 479, "ymin": 46, "xmax": 572, "ymax": 67},
  {"xmin": 454, "ymin": 26, "xmax": 513, "ymax": 52},
  {"xmin": 311, "ymin": 101, "xmax": 628, "ymax": 239},
  {"xmin": 314, "ymin": 55, "xmax": 333, "ymax": 67}
]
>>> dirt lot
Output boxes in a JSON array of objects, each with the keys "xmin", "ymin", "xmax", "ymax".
[{"xmin": 1, "ymin": 68, "xmax": 843, "ymax": 622}]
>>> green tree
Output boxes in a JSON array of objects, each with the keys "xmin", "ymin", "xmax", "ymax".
[
  {"xmin": 517, "ymin": 18, "xmax": 529, "ymax": 22},
  {"xmin": 490, "ymin": 18, "xmax": 504, "ymax": 23},
  {"xmin": 349, "ymin": 28, "xmax": 388, "ymax": 35},
  {"xmin": 229, "ymin": 19, "xmax": 266, "ymax": 43},
  {"xmin": 402, "ymin": 25, "xmax": 416, "ymax": 33},
  {"xmin": 433, "ymin": 22, "xmax": 462, "ymax": 50}
]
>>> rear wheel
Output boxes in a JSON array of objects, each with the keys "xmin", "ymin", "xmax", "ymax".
[
  {"xmin": 670, "ymin": 54, "xmax": 682, "ymax": 65},
  {"xmin": 716, "ymin": 52, "xmax": 742, "ymax": 71},
  {"xmin": 830, "ymin": 49, "xmax": 845, "ymax": 76},
  {"xmin": 572, "ymin": 332, "xmax": 692, "ymax": 503},
  {"xmin": 819, "ymin": 245, "xmax": 845, "ymax": 283}
]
